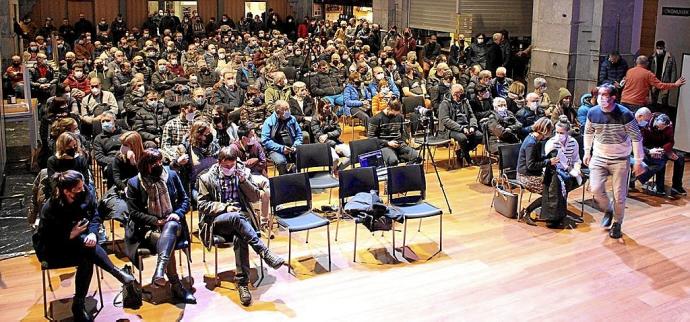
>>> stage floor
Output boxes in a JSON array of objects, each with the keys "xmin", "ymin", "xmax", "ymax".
[{"xmin": 2, "ymin": 133, "xmax": 690, "ymax": 321}]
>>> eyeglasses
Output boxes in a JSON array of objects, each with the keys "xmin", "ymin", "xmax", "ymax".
[{"xmin": 90, "ymin": 85, "xmax": 99, "ymax": 88}]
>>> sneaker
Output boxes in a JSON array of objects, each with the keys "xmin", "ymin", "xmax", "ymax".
[
  {"xmin": 609, "ymin": 222, "xmax": 622, "ymax": 239},
  {"xmin": 262, "ymin": 249, "xmax": 286, "ymax": 269},
  {"xmin": 521, "ymin": 209, "xmax": 537, "ymax": 226},
  {"xmin": 671, "ymin": 187, "xmax": 687, "ymax": 197},
  {"xmin": 238, "ymin": 285, "xmax": 252, "ymax": 306},
  {"xmin": 645, "ymin": 186, "xmax": 666, "ymax": 197},
  {"xmin": 600, "ymin": 210, "xmax": 613, "ymax": 228}
]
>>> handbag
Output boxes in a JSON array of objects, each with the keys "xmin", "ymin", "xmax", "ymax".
[
  {"xmin": 492, "ymin": 177, "xmax": 518, "ymax": 219},
  {"xmin": 113, "ymin": 265, "xmax": 143, "ymax": 309},
  {"xmin": 479, "ymin": 161, "xmax": 494, "ymax": 186}
]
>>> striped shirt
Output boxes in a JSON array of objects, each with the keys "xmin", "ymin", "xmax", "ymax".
[
  {"xmin": 583, "ymin": 104, "xmax": 643, "ymax": 161},
  {"xmin": 544, "ymin": 136, "xmax": 581, "ymax": 170}
]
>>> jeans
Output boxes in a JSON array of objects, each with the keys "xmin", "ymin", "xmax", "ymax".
[
  {"xmin": 381, "ymin": 144, "xmax": 419, "ymax": 166},
  {"xmin": 634, "ymin": 151, "xmax": 686, "ymax": 191},
  {"xmin": 212, "ymin": 212, "xmax": 268, "ymax": 285},
  {"xmin": 589, "ymin": 156, "xmax": 630, "ymax": 224},
  {"xmin": 268, "ymin": 150, "xmax": 295, "ymax": 175}
]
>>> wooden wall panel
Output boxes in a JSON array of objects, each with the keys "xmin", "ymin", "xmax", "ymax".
[
  {"xmin": 197, "ymin": 0, "xmax": 218, "ymax": 22},
  {"xmin": 126, "ymin": 0, "xmax": 148, "ymax": 29},
  {"xmin": 31, "ymin": 0, "xmax": 67, "ymax": 24},
  {"xmin": 93, "ymin": 0, "xmax": 120, "ymax": 23},
  {"xmin": 267, "ymin": 0, "xmax": 289, "ymax": 19},
  {"xmin": 639, "ymin": 0, "xmax": 658, "ymax": 56},
  {"xmin": 67, "ymin": 1, "xmax": 94, "ymax": 23},
  {"xmin": 222, "ymin": 0, "xmax": 244, "ymax": 21}
]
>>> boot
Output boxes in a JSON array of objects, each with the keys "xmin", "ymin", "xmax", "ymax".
[
  {"xmin": 464, "ymin": 151, "xmax": 476, "ymax": 166},
  {"xmin": 238, "ymin": 284, "xmax": 252, "ymax": 306},
  {"xmin": 152, "ymin": 254, "xmax": 170, "ymax": 287},
  {"xmin": 110, "ymin": 267, "xmax": 136, "ymax": 285},
  {"xmin": 170, "ymin": 279, "xmax": 197, "ymax": 304},
  {"xmin": 71, "ymin": 297, "xmax": 93, "ymax": 322}
]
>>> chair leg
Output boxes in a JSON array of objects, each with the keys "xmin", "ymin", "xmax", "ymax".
[
  {"xmin": 202, "ymin": 244, "xmax": 206, "ymax": 263},
  {"xmin": 391, "ymin": 220, "xmax": 397, "ymax": 260},
  {"xmin": 439, "ymin": 213, "xmax": 443, "ymax": 252},
  {"xmin": 306, "ymin": 230, "xmax": 309, "ymax": 244},
  {"xmin": 402, "ymin": 220, "xmax": 408, "ymax": 258},
  {"xmin": 42, "ymin": 269, "xmax": 48, "ymax": 319},
  {"xmin": 256, "ymin": 253, "xmax": 265, "ymax": 287},
  {"xmin": 214, "ymin": 246, "xmax": 218, "ymax": 278},
  {"xmin": 288, "ymin": 231, "xmax": 292, "ymax": 275},
  {"xmin": 138, "ymin": 257, "xmax": 142, "ymax": 284},
  {"xmin": 47, "ymin": 269, "xmax": 53, "ymax": 291},
  {"xmin": 418, "ymin": 218, "xmax": 422, "ymax": 232},
  {"xmin": 353, "ymin": 222, "xmax": 358, "ymax": 262},
  {"xmin": 178, "ymin": 249, "xmax": 182, "ymax": 267},
  {"xmin": 335, "ymin": 210, "xmax": 341, "ymax": 242},
  {"xmin": 110, "ymin": 219, "xmax": 115, "ymax": 253},
  {"xmin": 327, "ymin": 225, "xmax": 332, "ymax": 272},
  {"xmin": 185, "ymin": 249, "xmax": 192, "ymax": 280},
  {"xmin": 95, "ymin": 264, "xmax": 104, "ymax": 311},
  {"xmin": 328, "ymin": 188, "xmax": 332, "ymax": 204}
]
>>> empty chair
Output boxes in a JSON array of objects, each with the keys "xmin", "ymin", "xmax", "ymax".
[
  {"xmin": 269, "ymin": 172, "xmax": 332, "ymax": 274},
  {"xmin": 387, "ymin": 164, "xmax": 443, "ymax": 260},
  {"xmin": 296, "ymin": 143, "xmax": 339, "ymax": 203},
  {"xmin": 349, "ymin": 138, "xmax": 388, "ymax": 181}
]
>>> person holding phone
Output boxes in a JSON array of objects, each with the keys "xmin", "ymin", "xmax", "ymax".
[{"xmin": 33, "ymin": 170, "xmax": 136, "ymax": 322}]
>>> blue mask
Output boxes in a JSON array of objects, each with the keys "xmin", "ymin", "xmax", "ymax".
[
  {"xmin": 638, "ymin": 120, "xmax": 648, "ymax": 128},
  {"xmin": 101, "ymin": 121, "xmax": 115, "ymax": 133}
]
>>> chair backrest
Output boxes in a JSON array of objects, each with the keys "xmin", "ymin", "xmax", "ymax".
[
  {"xmin": 349, "ymin": 138, "xmax": 381, "ymax": 168},
  {"xmin": 282, "ymin": 66, "xmax": 298, "ymax": 82},
  {"xmin": 402, "ymin": 96, "xmax": 424, "ymax": 115},
  {"xmin": 387, "ymin": 164, "xmax": 426, "ymax": 204},
  {"xmin": 339, "ymin": 167, "xmax": 379, "ymax": 201},
  {"xmin": 497, "ymin": 143, "xmax": 522, "ymax": 179},
  {"xmin": 296, "ymin": 143, "xmax": 333, "ymax": 173},
  {"xmin": 574, "ymin": 134, "xmax": 585, "ymax": 161},
  {"xmin": 269, "ymin": 172, "xmax": 312, "ymax": 215}
]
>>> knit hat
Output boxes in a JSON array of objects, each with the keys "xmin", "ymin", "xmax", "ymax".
[{"xmin": 558, "ymin": 87, "xmax": 572, "ymax": 102}]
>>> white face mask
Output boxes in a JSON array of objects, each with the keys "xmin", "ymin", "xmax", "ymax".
[
  {"xmin": 74, "ymin": 71, "xmax": 83, "ymax": 78},
  {"xmin": 90, "ymin": 87, "xmax": 100, "ymax": 95},
  {"xmin": 529, "ymin": 102, "xmax": 539, "ymax": 111},
  {"xmin": 185, "ymin": 111, "xmax": 196, "ymax": 122},
  {"xmin": 375, "ymin": 73, "xmax": 384, "ymax": 80},
  {"xmin": 598, "ymin": 95, "xmax": 611, "ymax": 108},
  {"xmin": 656, "ymin": 49, "xmax": 664, "ymax": 55},
  {"xmin": 557, "ymin": 133, "xmax": 568, "ymax": 143}
]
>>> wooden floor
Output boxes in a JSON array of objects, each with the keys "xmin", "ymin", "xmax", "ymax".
[{"xmin": 2, "ymin": 127, "xmax": 690, "ymax": 321}]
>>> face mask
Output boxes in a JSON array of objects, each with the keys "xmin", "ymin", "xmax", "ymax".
[
  {"xmin": 656, "ymin": 49, "xmax": 664, "ymax": 55},
  {"xmin": 226, "ymin": 80, "xmax": 235, "ymax": 87},
  {"xmin": 219, "ymin": 53, "xmax": 225, "ymax": 59},
  {"xmin": 477, "ymin": 38, "xmax": 484, "ymax": 44},
  {"xmin": 638, "ymin": 120, "xmax": 648, "ymax": 127},
  {"xmin": 190, "ymin": 76, "xmax": 198, "ymax": 83},
  {"xmin": 529, "ymin": 102, "xmax": 538, "ymax": 111},
  {"xmin": 170, "ymin": 59, "xmax": 178, "ymax": 65},
  {"xmin": 64, "ymin": 147, "xmax": 77, "ymax": 158},
  {"xmin": 557, "ymin": 133, "xmax": 568, "ymax": 143},
  {"xmin": 496, "ymin": 77, "xmax": 505, "ymax": 83},
  {"xmin": 120, "ymin": 145, "xmax": 130, "ymax": 155},
  {"xmin": 204, "ymin": 133, "xmax": 213, "ymax": 145},
  {"xmin": 252, "ymin": 96, "xmax": 262, "ymax": 105},
  {"xmin": 158, "ymin": 65, "xmax": 167, "ymax": 72},
  {"xmin": 147, "ymin": 100, "xmax": 158, "ymax": 107},
  {"xmin": 101, "ymin": 121, "xmax": 115, "ymax": 132},
  {"xmin": 281, "ymin": 110, "xmax": 291, "ymax": 120},
  {"xmin": 90, "ymin": 87, "xmax": 100, "ymax": 95},
  {"xmin": 213, "ymin": 116, "xmax": 223, "ymax": 124},
  {"xmin": 185, "ymin": 111, "xmax": 196, "ymax": 122},
  {"xmin": 248, "ymin": 137, "xmax": 259, "ymax": 146},
  {"xmin": 375, "ymin": 73, "xmax": 384, "ymax": 80},
  {"xmin": 496, "ymin": 106, "xmax": 508, "ymax": 116},
  {"xmin": 294, "ymin": 51, "xmax": 302, "ymax": 56},
  {"xmin": 598, "ymin": 95, "xmax": 610, "ymax": 108},
  {"xmin": 482, "ymin": 91, "xmax": 491, "ymax": 99},
  {"xmin": 74, "ymin": 71, "xmax": 83, "ymax": 78},
  {"xmin": 221, "ymin": 165, "xmax": 234, "ymax": 177},
  {"xmin": 194, "ymin": 97, "xmax": 206, "ymax": 106},
  {"xmin": 150, "ymin": 165, "xmax": 163, "ymax": 177}
]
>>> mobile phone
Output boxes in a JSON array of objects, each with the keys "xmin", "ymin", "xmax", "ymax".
[{"xmin": 78, "ymin": 218, "xmax": 89, "ymax": 226}]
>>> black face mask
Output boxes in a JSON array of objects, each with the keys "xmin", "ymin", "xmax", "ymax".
[
  {"xmin": 64, "ymin": 147, "xmax": 77, "ymax": 157},
  {"xmin": 213, "ymin": 116, "xmax": 223, "ymax": 124},
  {"xmin": 150, "ymin": 165, "xmax": 163, "ymax": 178},
  {"xmin": 204, "ymin": 133, "xmax": 213, "ymax": 145}
]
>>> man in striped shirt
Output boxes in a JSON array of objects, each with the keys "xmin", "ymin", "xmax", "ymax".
[{"xmin": 583, "ymin": 84, "xmax": 646, "ymax": 239}]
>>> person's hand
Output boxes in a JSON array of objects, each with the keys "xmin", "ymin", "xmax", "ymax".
[
  {"xmin": 469, "ymin": 127, "xmax": 476, "ymax": 134},
  {"xmin": 70, "ymin": 221, "xmax": 88, "ymax": 240},
  {"xmin": 388, "ymin": 140, "xmax": 400, "ymax": 148},
  {"xmin": 676, "ymin": 76, "xmax": 686, "ymax": 87},
  {"xmin": 166, "ymin": 213, "xmax": 180, "ymax": 222},
  {"xmin": 583, "ymin": 154, "xmax": 591, "ymax": 166},
  {"xmin": 650, "ymin": 148, "xmax": 664, "ymax": 159},
  {"xmin": 505, "ymin": 127, "xmax": 512, "ymax": 133},
  {"xmin": 463, "ymin": 128, "xmax": 469, "ymax": 134},
  {"xmin": 155, "ymin": 137, "xmax": 161, "ymax": 144},
  {"xmin": 550, "ymin": 156, "xmax": 560, "ymax": 166},
  {"xmin": 83, "ymin": 233, "xmax": 97, "ymax": 247},
  {"xmin": 319, "ymin": 134, "xmax": 328, "ymax": 143},
  {"xmin": 668, "ymin": 151, "xmax": 679, "ymax": 160},
  {"xmin": 126, "ymin": 150, "xmax": 136, "ymax": 163},
  {"xmin": 177, "ymin": 154, "xmax": 189, "ymax": 165},
  {"xmin": 156, "ymin": 219, "xmax": 166, "ymax": 226},
  {"xmin": 633, "ymin": 162, "xmax": 646, "ymax": 177},
  {"xmin": 245, "ymin": 158, "xmax": 258, "ymax": 167},
  {"xmin": 283, "ymin": 146, "xmax": 292, "ymax": 155}
]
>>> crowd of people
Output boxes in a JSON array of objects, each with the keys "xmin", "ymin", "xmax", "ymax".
[{"xmin": 2, "ymin": 8, "xmax": 687, "ymax": 321}]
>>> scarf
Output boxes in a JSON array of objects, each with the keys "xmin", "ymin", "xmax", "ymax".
[{"xmin": 139, "ymin": 168, "xmax": 172, "ymax": 218}]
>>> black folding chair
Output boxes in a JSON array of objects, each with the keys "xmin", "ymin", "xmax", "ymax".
[
  {"xmin": 387, "ymin": 164, "xmax": 443, "ymax": 261},
  {"xmin": 268, "ymin": 173, "xmax": 332, "ymax": 274},
  {"xmin": 349, "ymin": 138, "xmax": 388, "ymax": 181},
  {"xmin": 296, "ymin": 143, "xmax": 339, "ymax": 204},
  {"xmin": 494, "ymin": 143, "xmax": 527, "ymax": 220},
  {"xmin": 41, "ymin": 261, "xmax": 103, "ymax": 320}
]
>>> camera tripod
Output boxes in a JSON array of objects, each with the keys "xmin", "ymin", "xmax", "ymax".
[{"xmin": 416, "ymin": 113, "xmax": 453, "ymax": 214}]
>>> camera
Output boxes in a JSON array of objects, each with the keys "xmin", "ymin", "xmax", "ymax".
[{"xmin": 416, "ymin": 106, "xmax": 432, "ymax": 117}]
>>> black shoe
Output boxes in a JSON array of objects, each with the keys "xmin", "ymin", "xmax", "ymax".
[
  {"xmin": 238, "ymin": 284, "xmax": 252, "ymax": 306},
  {"xmin": 262, "ymin": 249, "xmax": 285, "ymax": 269},
  {"xmin": 521, "ymin": 209, "xmax": 537, "ymax": 226},
  {"xmin": 671, "ymin": 187, "xmax": 687, "ymax": 197},
  {"xmin": 645, "ymin": 186, "xmax": 666, "ymax": 197},
  {"xmin": 170, "ymin": 280, "xmax": 197, "ymax": 304},
  {"xmin": 546, "ymin": 220, "xmax": 564, "ymax": 229},
  {"xmin": 565, "ymin": 214, "xmax": 584, "ymax": 224},
  {"xmin": 600, "ymin": 211, "xmax": 613, "ymax": 228},
  {"xmin": 71, "ymin": 297, "xmax": 93, "ymax": 322},
  {"xmin": 609, "ymin": 222, "xmax": 622, "ymax": 239},
  {"xmin": 111, "ymin": 267, "xmax": 136, "ymax": 285}
]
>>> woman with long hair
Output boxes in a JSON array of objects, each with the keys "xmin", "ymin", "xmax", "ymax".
[
  {"xmin": 100, "ymin": 131, "xmax": 146, "ymax": 223},
  {"xmin": 124, "ymin": 148, "xmax": 196, "ymax": 304},
  {"xmin": 33, "ymin": 170, "xmax": 136, "ymax": 322},
  {"xmin": 311, "ymin": 99, "xmax": 351, "ymax": 171},
  {"xmin": 46, "ymin": 132, "xmax": 91, "ymax": 195}
]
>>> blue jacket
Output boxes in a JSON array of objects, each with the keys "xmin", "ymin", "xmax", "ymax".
[
  {"xmin": 577, "ymin": 93, "xmax": 594, "ymax": 127},
  {"xmin": 261, "ymin": 112, "xmax": 303, "ymax": 153},
  {"xmin": 343, "ymin": 83, "xmax": 372, "ymax": 116},
  {"xmin": 366, "ymin": 76, "xmax": 401, "ymax": 98}
]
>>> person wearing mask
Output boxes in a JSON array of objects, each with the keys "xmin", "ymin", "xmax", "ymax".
[
  {"xmin": 649, "ymin": 40, "xmax": 678, "ymax": 111},
  {"xmin": 516, "ymin": 92, "xmax": 546, "ymax": 139},
  {"xmin": 486, "ymin": 97, "xmax": 522, "ymax": 155},
  {"xmin": 210, "ymin": 107, "xmax": 238, "ymax": 147},
  {"xmin": 343, "ymin": 71, "xmax": 372, "ymax": 128},
  {"xmin": 577, "ymin": 87, "xmax": 599, "ymax": 127},
  {"xmin": 621, "ymin": 55, "xmax": 686, "ymax": 112},
  {"xmin": 288, "ymin": 81, "xmax": 315, "ymax": 144},
  {"xmin": 33, "ymin": 170, "xmax": 136, "ymax": 322},
  {"xmin": 92, "ymin": 111, "xmax": 122, "ymax": 181},
  {"xmin": 59, "ymin": 18, "xmax": 77, "ymax": 44},
  {"xmin": 197, "ymin": 147, "xmax": 285, "ymax": 306},
  {"xmin": 395, "ymin": 28, "xmax": 416, "ymax": 64},
  {"xmin": 161, "ymin": 101, "xmax": 197, "ymax": 162},
  {"xmin": 133, "ymin": 91, "xmax": 172, "ymax": 146},
  {"xmin": 369, "ymin": 66, "xmax": 401, "ymax": 99},
  {"xmin": 74, "ymin": 13, "xmax": 95, "ymax": 37},
  {"xmin": 63, "ymin": 64, "xmax": 91, "ymax": 101},
  {"xmin": 466, "ymin": 69, "xmax": 492, "ymax": 101},
  {"xmin": 401, "ymin": 61, "xmax": 430, "ymax": 105},
  {"xmin": 239, "ymin": 85, "xmax": 269, "ymax": 132},
  {"xmin": 383, "ymin": 58, "xmax": 403, "ymax": 89},
  {"xmin": 438, "ymin": 84, "xmax": 482, "ymax": 165},
  {"xmin": 131, "ymin": 55, "xmax": 152, "ymax": 85},
  {"xmin": 468, "ymin": 33, "xmax": 489, "ymax": 69},
  {"xmin": 101, "ymin": 131, "xmax": 144, "ymax": 224},
  {"xmin": 469, "ymin": 84, "xmax": 494, "ymax": 121},
  {"xmin": 261, "ymin": 100, "xmax": 303, "ymax": 174},
  {"xmin": 191, "ymin": 88, "xmax": 213, "ymax": 120},
  {"xmin": 123, "ymin": 73, "xmax": 147, "ymax": 121},
  {"xmin": 367, "ymin": 99, "xmax": 419, "ymax": 166},
  {"xmin": 633, "ymin": 109, "xmax": 686, "ymax": 197},
  {"xmin": 422, "ymin": 35, "xmax": 441, "ymax": 75},
  {"xmin": 29, "ymin": 53, "xmax": 56, "ymax": 105},
  {"xmin": 112, "ymin": 62, "xmax": 133, "ymax": 113},
  {"xmin": 80, "ymin": 77, "xmax": 118, "ymax": 128},
  {"xmin": 506, "ymin": 81, "xmax": 526, "ymax": 114},
  {"xmin": 598, "ymin": 51, "xmax": 628, "ymax": 87},
  {"xmin": 151, "ymin": 59, "xmax": 178, "ymax": 92},
  {"xmin": 371, "ymin": 80, "xmax": 394, "ymax": 116},
  {"xmin": 532, "ymin": 77, "xmax": 551, "ymax": 109},
  {"xmin": 583, "ymin": 84, "xmax": 645, "ymax": 239},
  {"xmin": 264, "ymin": 71, "xmax": 292, "ymax": 106},
  {"xmin": 490, "ymin": 67, "xmax": 513, "ymax": 99},
  {"xmin": 213, "ymin": 71, "xmax": 246, "ymax": 116},
  {"xmin": 544, "ymin": 116, "xmax": 584, "ymax": 210},
  {"xmin": 311, "ymin": 99, "xmax": 351, "ymax": 171},
  {"xmin": 46, "ymin": 132, "xmax": 92, "ymax": 196},
  {"xmin": 124, "ymin": 148, "xmax": 196, "ymax": 304}
]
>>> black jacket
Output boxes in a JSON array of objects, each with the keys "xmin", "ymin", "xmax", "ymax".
[
  {"xmin": 132, "ymin": 103, "xmax": 172, "ymax": 141},
  {"xmin": 112, "ymin": 156, "xmax": 138, "ymax": 192},
  {"xmin": 213, "ymin": 85, "xmax": 245, "ymax": 113},
  {"xmin": 486, "ymin": 111, "xmax": 521, "ymax": 154},
  {"xmin": 310, "ymin": 114, "xmax": 343, "ymax": 147},
  {"xmin": 438, "ymin": 98, "xmax": 477, "ymax": 135},
  {"xmin": 92, "ymin": 128, "xmax": 123, "ymax": 168},
  {"xmin": 310, "ymin": 70, "xmax": 343, "ymax": 97}
]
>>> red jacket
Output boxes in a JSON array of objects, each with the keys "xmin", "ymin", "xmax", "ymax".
[
  {"xmin": 63, "ymin": 75, "xmax": 91, "ymax": 95},
  {"xmin": 640, "ymin": 113, "xmax": 674, "ymax": 154},
  {"xmin": 395, "ymin": 37, "xmax": 416, "ymax": 62},
  {"xmin": 297, "ymin": 23, "xmax": 309, "ymax": 39}
]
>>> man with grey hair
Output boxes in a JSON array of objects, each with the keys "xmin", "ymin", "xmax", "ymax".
[
  {"xmin": 621, "ymin": 55, "xmax": 685, "ymax": 112},
  {"xmin": 516, "ymin": 92, "xmax": 545, "ymax": 139},
  {"xmin": 260, "ymin": 100, "xmax": 303, "ymax": 174},
  {"xmin": 533, "ymin": 77, "xmax": 551, "ymax": 109},
  {"xmin": 633, "ymin": 107, "xmax": 686, "ymax": 196}
]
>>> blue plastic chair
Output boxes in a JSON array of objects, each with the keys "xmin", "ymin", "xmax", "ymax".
[{"xmin": 296, "ymin": 143, "xmax": 340, "ymax": 204}]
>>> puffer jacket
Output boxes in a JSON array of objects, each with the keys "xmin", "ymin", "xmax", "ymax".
[
  {"xmin": 310, "ymin": 70, "xmax": 343, "ymax": 97},
  {"xmin": 92, "ymin": 128, "xmax": 123, "ymax": 168},
  {"xmin": 343, "ymin": 83, "xmax": 372, "ymax": 116},
  {"xmin": 132, "ymin": 102, "xmax": 172, "ymax": 141},
  {"xmin": 151, "ymin": 70, "xmax": 177, "ymax": 91}
]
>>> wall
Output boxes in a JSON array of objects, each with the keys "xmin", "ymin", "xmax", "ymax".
[
  {"xmin": 640, "ymin": 0, "xmax": 659, "ymax": 56},
  {"xmin": 654, "ymin": 0, "xmax": 690, "ymax": 106}
]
